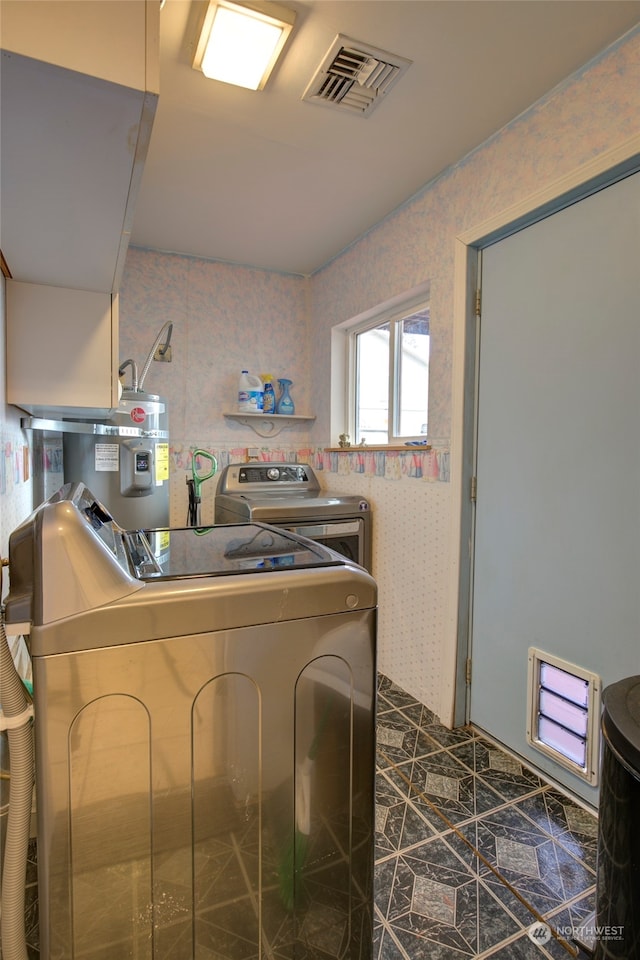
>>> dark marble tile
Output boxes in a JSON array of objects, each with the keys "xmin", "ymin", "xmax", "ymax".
[
  {"xmin": 481, "ymin": 931, "xmax": 563, "ymax": 958},
  {"xmin": 396, "ymin": 803, "xmax": 440, "ymax": 852},
  {"xmin": 24, "ymin": 878, "xmax": 40, "ymax": 951},
  {"xmin": 375, "ymin": 924, "xmax": 410, "ymax": 960},
  {"xmin": 543, "ymin": 893, "xmax": 597, "ymax": 959},
  {"xmin": 396, "ymin": 700, "xmax": 440, "ymax": 730},
  {"xmin": 385, "ymin": 751, "xmax": 508, "ymax": 833},
  {"xmin": 376, "ymin": 770, "xmax": 409, "ymax": 853},
  {"xmin": 377, "ymin": 681, "xmax": 423, "ymax": 715},
  {"xmin": 516, "ymin": 789, "xmax": 598, "ymax": 872},
  {"xmin": 459, "ymin": 878, "xmax": 524, "ymax": 955},
  {"xmin": 376, "ymin": 693, "xmax": 402, "ymax": 717},
  {"xmin": 390, "ymin": 927, "xmax": 475, "ymax": 959},
  {"xmin": 377, "ymin": 709, "xmax": 422, "ymax": 764},
  {"xmin": 457, "ymin": 805, "xmax": 595, "ymax": 918},
  {"xmin": 387, "ymin": 845, "xmax": 478, "ymax": 956},
  {"xmin": 414, "ymin": 719, "xmax": 477, "ymax": 751},
  {"xmin": 375, "ymin": 857, "xmax": 398, "ymax": 917},
  {"xmin": 377, "ymin": 674, "xmax": 444, "ymax": 731},
  {"xmin": 381, "ymin": 836, "xmax": 527, "ymax": 956},
  {"xmin": 375, "ymin": 772, "xmax": 437, "ymax": 858},
  {"xmin": 479, "ymin": 874, "xmax": 549, "ymax": 933},
  {"xmin": 451, "ymin": 738, "xmax": 546, "ymax": 802},
  {"xmin": 433, "ymin": 820, "xmax": 484, "ymax": 877},
  {"xmin": 27, "ymin": 837, "xmax": 39, "ymax": 886}
]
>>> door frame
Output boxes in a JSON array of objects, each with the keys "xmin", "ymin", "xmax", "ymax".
[{"xmin": 448, "ymin": 133, "xmax": 640, "ymax": 728}]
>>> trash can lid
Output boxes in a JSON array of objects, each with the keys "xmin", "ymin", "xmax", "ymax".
[{"xmin": 602, "ymin": 675, "xmax": 640, "ymax": 775}]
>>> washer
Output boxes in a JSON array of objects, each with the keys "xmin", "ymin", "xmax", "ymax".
[
  {"xmin": 5, "ymin": 482, "xmax": 376, "ymax": 960},
  {"xmin": 215, "ymin": 462, "xmax": 372, "ymax": 572}
]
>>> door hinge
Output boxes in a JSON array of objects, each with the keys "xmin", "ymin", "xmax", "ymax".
[
  {"xmin": 474, "ymin": 289, "xmax": 481, "ymax": 317},
  {"xmin": 465, "ymin": 658, "xmax": 472, "ymax": 685},
  {"xmin": 470, "ymin": 476, "xmax": 477, "ymax": 502}
]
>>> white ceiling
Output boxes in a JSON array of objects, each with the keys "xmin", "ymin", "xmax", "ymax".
[{"xmin": 130, "ymin": 0, "xmax": 640, "ymax": 276}]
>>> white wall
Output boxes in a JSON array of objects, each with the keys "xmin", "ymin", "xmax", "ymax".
[{"xmin": 0, "ymin": 274, "xmax": 34, "ymax": 590}]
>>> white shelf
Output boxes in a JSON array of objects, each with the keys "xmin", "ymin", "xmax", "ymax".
[{"xmin": 224, "ymin": 412, "xmax": 315, "ymax": 438}]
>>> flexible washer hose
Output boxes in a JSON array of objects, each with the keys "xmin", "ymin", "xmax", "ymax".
[{"xmin": 0, "ymin": 605, "xmax": 34, "ymax": 960}]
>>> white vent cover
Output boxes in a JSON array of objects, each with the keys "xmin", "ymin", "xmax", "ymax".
[
  {"xmin": 302, "ymin": 35, "xmax": 412, "ymax": 117},
  {"xmin": 526, "ymin": 648, "xmax": 601, "ymax": 785}
]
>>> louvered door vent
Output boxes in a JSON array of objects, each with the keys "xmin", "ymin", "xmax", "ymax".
[{"xmin": 302, "ymin": 35, "xmax": 412, "ymax": 117}]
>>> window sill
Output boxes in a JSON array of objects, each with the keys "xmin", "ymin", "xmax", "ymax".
[{"xmin": 324, "ymin": 444, "xmax": 432, "ymax": 452}]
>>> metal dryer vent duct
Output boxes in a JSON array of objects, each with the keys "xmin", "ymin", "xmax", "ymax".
[{"xmin": 302, "ymin": 34, "xmax": 412, "ymax": 117}]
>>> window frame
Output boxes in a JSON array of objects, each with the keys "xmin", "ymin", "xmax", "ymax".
[{"xmin": 347, "ymin": 294, "xmax": 430, "ymax": 446}]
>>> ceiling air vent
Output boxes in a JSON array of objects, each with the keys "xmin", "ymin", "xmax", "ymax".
[{"xmin": 302, "ymin": 35, "xmax": 412, "ymax": 117}]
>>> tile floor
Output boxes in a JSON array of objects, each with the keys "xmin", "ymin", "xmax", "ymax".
[
  {"xmin": 22, "ymin": 673, "xmax": 598, "ymax": 959},
  {"xmin": 375, "ymin": 674, "xmax": 597, "ymax": 960}
]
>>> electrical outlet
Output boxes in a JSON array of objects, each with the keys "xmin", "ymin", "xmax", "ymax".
[{"xmin": 154, "ymin": 344, "xmax": 172, "ymax": 362}]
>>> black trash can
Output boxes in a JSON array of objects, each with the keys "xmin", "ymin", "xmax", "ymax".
[{"xmin": 595, "ymin": 676, "xmax": 640, "ymax": 959}]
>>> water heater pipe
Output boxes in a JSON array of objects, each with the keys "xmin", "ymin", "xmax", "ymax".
[{"xmin": 138, "ymin": 321, "xmax": 173, "ymax": 392}]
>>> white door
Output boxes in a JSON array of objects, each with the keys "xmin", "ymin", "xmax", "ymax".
[{"xmin": 469, "ymin": 171, "xmax": 640, "ymax": 803}]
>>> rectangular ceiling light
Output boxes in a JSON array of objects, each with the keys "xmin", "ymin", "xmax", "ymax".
[{"xmin": 193, "ymin": 0, "xmax": 295, "ymax": 91}]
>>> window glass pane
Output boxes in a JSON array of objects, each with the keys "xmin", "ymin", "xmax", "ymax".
[
  {"xmin": 398, "ymin": 310, "xmax": 429, "ymax": 437},
  {"xmin": 356, "ymin": 323, "xmax": 389, "ymax": 444}
]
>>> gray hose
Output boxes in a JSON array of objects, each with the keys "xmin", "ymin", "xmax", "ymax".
[
  {"xmin": 0, "ymin": 614, "xmax": 34, "ymax": 960},
  {"xmin": 138, "ymin": 321, "xmax": 173, "ymax": 392},
  {"xmin": 118, "ymin": 358, "xmax": 139, "ymax": 392}
]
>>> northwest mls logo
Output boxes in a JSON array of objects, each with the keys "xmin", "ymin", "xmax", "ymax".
[{"xmin": 527, "ymin": 922, "xmax": 552, "ymax": 946}]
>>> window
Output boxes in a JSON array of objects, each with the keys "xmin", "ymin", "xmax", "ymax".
[{"xmin": 350, "ymin": 300, "xmax": 430, "ymax": 445}]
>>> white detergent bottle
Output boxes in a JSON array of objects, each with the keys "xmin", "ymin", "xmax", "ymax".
[{"xmin": 238, "ymin": 371, "xmax": 264, "ymax": 413}]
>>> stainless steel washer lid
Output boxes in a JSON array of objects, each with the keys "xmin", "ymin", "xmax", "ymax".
[{"xmin": 134, "ymin": 523, "xmax": 345, "ymax": 580}]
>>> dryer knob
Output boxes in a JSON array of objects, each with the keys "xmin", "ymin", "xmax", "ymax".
[{"xmin": 267, "ymin": 468, "xmax": 280, "ymax": 480}]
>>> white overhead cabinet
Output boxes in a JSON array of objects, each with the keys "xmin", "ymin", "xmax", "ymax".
[
  {"xmin": 1, "ymin": 0, "xmax": 159, "ymax": 414},
  {"xmin": 6, "ymin": 281, "xmax": 119, "ymax": 418}
]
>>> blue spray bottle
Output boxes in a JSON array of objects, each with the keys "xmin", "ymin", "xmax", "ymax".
[{"xmin": 276, "ymin": 379, "xmax": 295, "ymax": 415}]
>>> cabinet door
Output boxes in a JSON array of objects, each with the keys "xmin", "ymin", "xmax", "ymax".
[{"xmin": 6, "ymin": 280, "xmax": 118, "ymax": 417}]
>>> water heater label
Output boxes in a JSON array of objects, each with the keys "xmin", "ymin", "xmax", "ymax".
[
  {"xmin": 131, "ymin": 407, "xmax": 146, "ymax": 424},
  {"xmin": 95, "ymin": 443, "xmax": 119, "ymax": 472},
  {"xmin": 155, "ymin": 443, "xmax": 169, "ymax": 484}
]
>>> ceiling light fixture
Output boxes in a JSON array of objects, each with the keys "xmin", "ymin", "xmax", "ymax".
[{"xmin": 193, "ymin": 0, "xmax": 295, "ymax": 91}]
